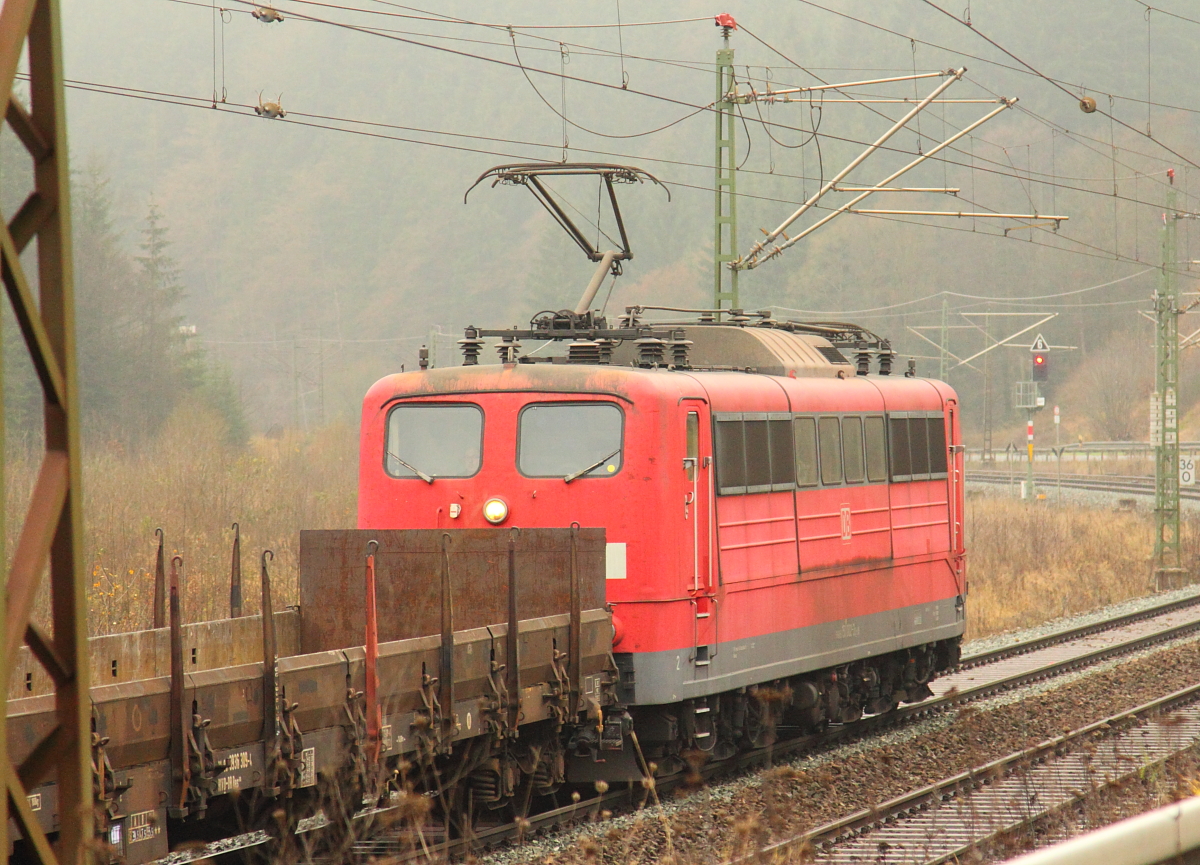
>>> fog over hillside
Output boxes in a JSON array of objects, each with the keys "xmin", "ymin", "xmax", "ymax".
[{"xmin": 42, "ymin": 0, "xmax": 1200, "ymax": 440}]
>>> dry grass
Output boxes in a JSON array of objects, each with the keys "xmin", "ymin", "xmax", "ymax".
[
  {"xmin": 964, "ymin": 493, "xmax": 1199, "ymax": 640},
  {"xmin": 5, "ymin": 404, "xmax": 357, "ymax": 635}
]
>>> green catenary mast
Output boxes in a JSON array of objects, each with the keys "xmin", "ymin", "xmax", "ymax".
[
  {"xmin": 713, "ymin": 14, "xmax": 739, "ymax": 314},
  {"xmin": 1153, "ymin": 171, "xmax": 1184, "ymax": 589}
]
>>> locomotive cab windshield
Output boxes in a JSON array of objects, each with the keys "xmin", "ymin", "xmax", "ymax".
[
  {"xmin": 385, "ymin": 402, "xmax": 483, "ymax": 480},
  {"xmin": 518, "ymin": 402, "xmax": 624, "ymax": 480}
]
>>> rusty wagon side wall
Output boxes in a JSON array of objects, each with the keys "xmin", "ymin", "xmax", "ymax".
[
  {"xmin": 298, "ymin": 527, "xmax": 607, "ymax": 652},
  {"xmin": 8, "ymin": 611, "xmax": 301, "ymax": 700}
]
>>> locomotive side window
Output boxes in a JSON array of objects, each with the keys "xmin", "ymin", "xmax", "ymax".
[
  {"xmin": 518, "ymin": 403, "xmax": 623, "ymax": 479},
  {"xmin": 793, "ymin": 417, "xmax": 818, "ymax": 487},
  {"xmin": 385, "ymin": 403, "xmax": 484, "ymax": 479},
  {"xmin": 864, "ymin": 415, "xmax": 888, "ymax": 482},
  {"xmin": 744, "ymin": 417, "xmax": 772, "ymax": 492},
  {"xmin": 888, "ymin": 412, "xmax": 947, "ymax": 482},
  {"xmin": 889, "ymin": 416, "xmax": 912, "ymax": 480},
  {"xmin": 818, "ymin": 417, "xmax": 843, "ymax": 485},
  {"xmin": 928, "ymin": 416, "xmax": 949, "ymax": 476},
  {"xmin": 769, "ymin": 417, "xmax": 796, "ymax": 490},
  {"xmin": 715, "ymin": 419, "xmax": 746, "ymax": 493},
  {"xmin": 714, "ymin": 413, "xmax": 798, "ymax": 495},
  {"xmin": 842, "ymin": 416, "xmax": 865, "ymax": 483},
  {"xmin": 909, "ymin": 415, "xmax": 930, "ymax": 476}
]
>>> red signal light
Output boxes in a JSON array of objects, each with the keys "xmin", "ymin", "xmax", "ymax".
[
  {"xmin": 1032, "ymin": 353, "xmax": 1049, "ymax": 381},
  {"xmin": 1034, "ymin": 354, "xmax": 1045, "ymax": 365}
]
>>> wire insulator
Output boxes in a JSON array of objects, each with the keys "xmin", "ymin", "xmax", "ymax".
[
  {"xmin": 669, "ymin": 330, "xmax": 693, "ymax": 369},
  {"xmin": 568, "ymin": 340, "xmax": 601, "ymax": 364},
  {"xmin": 635, "ymin": 333, "xmax": 665, "ymax": 367},
  {"xmin": 459, "ymin": 327, "xmax": 484, "ymax": 365},
  {"xmin": 495, "ymin": 336, "xmax": 522, "ymax": 364}
]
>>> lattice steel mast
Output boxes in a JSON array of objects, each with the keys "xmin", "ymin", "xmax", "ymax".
[
  {"xmin": 1154, "ymin": 175, "xmax": 1184, "ymax": 589},
  {"xmin": 713, "ymin": 16, "xmax": 739, "ymax": 314},
  {"xmin": 0, "ymin": 0, "xmax": 92, "ymax": 860}
]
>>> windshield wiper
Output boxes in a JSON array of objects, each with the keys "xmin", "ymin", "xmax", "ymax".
[
  {"xmin": 563, "ymin": 448, "xmax": 621, "ymax": 483},
  {"xmin": 387, "ymin": 450, "xmax": 434, "ymax": 484}
]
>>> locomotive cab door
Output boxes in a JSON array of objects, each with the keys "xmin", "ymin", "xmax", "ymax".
[{"xmin": 682, "ymin": 400, "xmax": 717, "ymax": 676}]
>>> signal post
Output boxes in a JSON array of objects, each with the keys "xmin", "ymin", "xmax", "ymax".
[
  {"xmin": 1026, "ymin": 417, "xmax": 1035, "ymax": 497},
  {"xmin": 1015, "ymin": 335, "xmax": 1050, "ymax": 500}
]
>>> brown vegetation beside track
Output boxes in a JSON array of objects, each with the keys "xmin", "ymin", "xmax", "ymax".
[
  {"xmin": 5, "ymin": 405, "xmax": 357, "ymax": 635},
  {"xmin": 964, "ymin": 495, "xmax": 1168, "ymax": 639}
]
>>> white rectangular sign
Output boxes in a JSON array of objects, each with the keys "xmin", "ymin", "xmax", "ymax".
[{"xmin": 605, "ymin": 542, "xmax": 627, "ymax": 579}]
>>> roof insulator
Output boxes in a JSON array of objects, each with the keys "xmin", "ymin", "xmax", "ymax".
[{"xmin": 458, "ymin": 327, "xmax": 484, "ymax": 365}]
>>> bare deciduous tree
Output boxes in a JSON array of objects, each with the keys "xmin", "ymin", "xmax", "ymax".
[{"xmin": 1060, "ymin": 331, "xmax": 1153, "ymax": 441}]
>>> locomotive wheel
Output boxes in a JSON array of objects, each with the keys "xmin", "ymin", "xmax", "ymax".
[{"xmin": 743, "ymin": 698, "xmax": 778, "ymax": 748}]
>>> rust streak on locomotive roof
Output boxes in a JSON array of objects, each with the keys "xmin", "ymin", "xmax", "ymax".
[{"xmin": 370, "ymin": 364, "xmax": 653, "ymax": 410}]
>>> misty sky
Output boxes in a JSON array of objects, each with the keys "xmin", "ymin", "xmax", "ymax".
[{"xmin": 53, "ymin": 0, "xmax": 1200, "ymax": 426}]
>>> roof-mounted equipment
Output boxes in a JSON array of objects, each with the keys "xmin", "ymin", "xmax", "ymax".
[{"xmin": 465, "ymin": 163, "xmax": 669, "ymax": 331}]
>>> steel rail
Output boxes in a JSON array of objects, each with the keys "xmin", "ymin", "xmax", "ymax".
[
  {"xmin": 967, "ymin": 470, "xmax": 1200, "ymax": 499},
  {"xmin": 351, "ymin": 593, "xmax": 1200, "ymax": 861},
  {"xmin": 970, "ymin": 470, "xmax": 1156, "ymax": 485},
  {"xmin": 740, "ymin": 680, "xmax": 1200, "ymax": 865},
  {"xmin": 959, "ymin": 589, "xmax": 1200, "ymax": 668}
]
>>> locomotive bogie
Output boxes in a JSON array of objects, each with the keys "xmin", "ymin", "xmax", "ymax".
[{"xmin": 588, "ymin": 636, "xmax": 959, "ymax": 781}]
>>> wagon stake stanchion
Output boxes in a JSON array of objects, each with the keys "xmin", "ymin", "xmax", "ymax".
[
  {"xmin": 168, "ymin": 555, "xmax": 190, "ymax": 818},
  {"xmin": 153, "ymin": 527, "xmax": 166, "ymax": 628},
  {"xmin": 229, "ymin": 522, "xmax": 243, "ymax": 618},
  {"xmin": 261, "ymin": 550, "xmax": 280, "ymax": 797},
  {"xmin": 364, "ymin": 540, "xmax": 381, "ymax": 763}
]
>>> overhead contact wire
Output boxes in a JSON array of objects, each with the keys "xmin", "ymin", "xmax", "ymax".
[
  {"xmin": 916, "ymin": 0, "xmax": 1200, "ymax": 171},
  {"xmin": 179, "ymin": 0, "xmax": 1199, "ymax": 211}
]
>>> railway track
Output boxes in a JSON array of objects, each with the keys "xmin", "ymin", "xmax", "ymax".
[
  {"xmin": 744, "ymin": 676, "xmax": 1200, "ymax": 864},
  {"xmin": 347, "ymin": 591, "xmax": 1200, "ymax": 862},
  {"xmin": 967, "ymin": 469, "xmax": 1200, "ymax": 500}
]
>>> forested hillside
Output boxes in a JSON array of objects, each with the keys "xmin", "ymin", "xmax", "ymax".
[{"xmin": 11, "ymin": 0, "xmax": 1200, "ymax": 446}]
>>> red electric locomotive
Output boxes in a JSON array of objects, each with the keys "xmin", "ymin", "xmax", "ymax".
[
  {"xmin": 358, "ymin": 309, "xmax": 965, "ymax": 777},
  {"xmin": 357, "ymin": 163, "xmax": 965, "ymax": 778}
]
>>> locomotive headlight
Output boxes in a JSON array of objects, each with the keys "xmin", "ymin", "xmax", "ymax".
[{"xmin": 483, "ymin": 497, "xmax": 509, "ymax": 524}]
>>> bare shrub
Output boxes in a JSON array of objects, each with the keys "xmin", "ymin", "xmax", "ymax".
[{"xmin": 1056, "ymin": 331, "xmax": 1152, "ymax": 442}]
